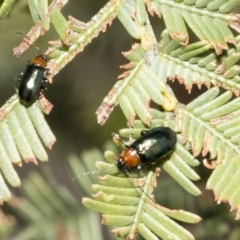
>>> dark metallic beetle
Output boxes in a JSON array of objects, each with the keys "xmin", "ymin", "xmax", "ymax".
[
  {"xmin": 15, "ymin": 33, "xmax": 48, "ymax": 104},
  {"xmin": 114, "ymin": 127, "xmax": 177, "ymax": 175},
  {"xmin": 74, "ymin": 127, "xmax": 177, "ymax": 180}
]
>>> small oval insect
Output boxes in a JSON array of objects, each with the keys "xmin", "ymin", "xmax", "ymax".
[
  {"xmin": 15, "ymin": 33, "xmax": 48, "ymax": 104},
  {"xmin": 74, "ymin": 127, "xmax": 177, "ymax": 179},
  {"xmin": 115, "ymin": 127, "xmax": 177, "ymax": 175}
]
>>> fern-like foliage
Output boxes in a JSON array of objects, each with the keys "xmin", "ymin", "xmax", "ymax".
[
  {"xmin": 1, "ymin": 0, "xmax": 240, "ymax": 239},
  {"xmin": 5, "ymin": 168, "xmax": 106, "ymax": 240},
  {"xmin": 0, "ymin": 0, "xmax": 121, "ymax": 205},
  {"xmin": 0, "ymin": 144, "xmax": 198, "ymax": 240},
  {"xmin": 147, "ymin": 0, "xmax": 238, "ymax": 53},
  {"xmin": 161, "ymin": 33, "xmax": 240, "ymax": 95},
  {"xmin": 91, "ymin": 0, "xmax": 240, "ymax": 230},
  {"xmin": 0, "ymin": 95, "xmax": 55, "ymax": 202},
  {"xmin": 0, "ymin": 0, "xmax": 119, "ymax": 203},
  {"xmin": 81, "ymin": 110, "xmax": 202, "ymax": 239},
  {"xmin": 96, "ymin": 0, "xmax": 240, "ymax": 124},
  {"xmin": 0, "ymin": 0, "xmax": 17, "ymax": 18},
  {"xmin": 89, "ymin": 0, "xmax": 240, "ymax": 234},
  {"xmin": 177, "ymin": 87, "xmax": 240, "ymax": 219},
  {"xmin": 0, "ymin": 208, "xmax": 15, "ymax": 238}
]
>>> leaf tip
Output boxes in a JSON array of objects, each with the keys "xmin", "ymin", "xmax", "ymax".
[{"xmin": 96, "ymin": 102, "xmax": 115, "ymax": 125}]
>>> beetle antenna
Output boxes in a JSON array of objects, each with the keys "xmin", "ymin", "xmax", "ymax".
[
  {"xmin": 73, "ymin": 161, "xmax": 155, "ymax": 203},
  {"xmin": 124, "ymin": 167, "xmax": 156, "ymax": 204},
  {"xmin": 16, "ymin": 32, "xmax": 42, "ymax": 54},
  {"xmin": 127, "ymin": 122, "xmax": 134, "ymax": 141},
  {"xmin": 130, "ymin": 175, "xmax": 156, "ymax": 204},
  {"xmin": 72, "ymin": 165, "xmax": 116, "ymax": 180}
]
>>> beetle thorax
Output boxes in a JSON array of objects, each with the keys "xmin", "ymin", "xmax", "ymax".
[
  {"xmin": 118, "ymin": 148, "xmax": 141, "ymax": 168},
  {"xmin": 30, "ymin": 55, "xmax": 47, "ymax": 67}
]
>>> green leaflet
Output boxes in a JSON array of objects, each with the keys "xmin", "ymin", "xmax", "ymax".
[
  {"xmin": 82, "ymin": 116, "xmax": 201, "ymax": 239},
  {"xmin": 0, "ymin": 0, "xmax": 17, "ymax": 18},
  {"xmin": 178, "ymin": 87, "xmax": 240, "ymax": 218},
  {"xmin": 0, "ymin": 95, "xmax": 55, "ymax": 202}
]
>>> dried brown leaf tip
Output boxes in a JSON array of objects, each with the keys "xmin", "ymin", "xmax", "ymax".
[
  {"xmin": 38, "ymin": 97, "xmax": 54, "ymax": 115},
  {"xmin": 68, "ymin": 16, "xmax": 86, "ymax": 32},
  {"xmin": 96, "ymin": 102, "xmax": 115, "ymax": 125}
]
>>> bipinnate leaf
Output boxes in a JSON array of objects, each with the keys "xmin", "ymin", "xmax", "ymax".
[
  {"xmin": 7, "ymin": 170, "xmax": 105, "ymax": 240},
  {"xmin": 83, "ymin": 115, "xmax": 201, "ymax": 240},
  {"xmin": 0, "ymin": 95, "xmax": 55, "ymax": 202},
  {"xmin": 177, "ymin": 87, "xmax": 240, "ymax": 218}
]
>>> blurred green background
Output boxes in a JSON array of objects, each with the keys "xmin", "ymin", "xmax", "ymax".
[{"xmin": 0, "ymin": 0, "xmax": 239, "ymax": 239}]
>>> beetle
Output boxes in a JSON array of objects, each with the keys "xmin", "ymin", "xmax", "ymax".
[
  {"xmin": 74, "ymin": 127, "xmax": 177, "ymax": 180},
  {"xmin": 75, "ymin": 126, "xmax": 177, "ymax": 203},
  {"xmin": 15, "ymin": 33, "xmax": 48, "ymax": 104},
  {"xmin": 114, "ymin": 126, "xmax": 177, "ymax": 176}
]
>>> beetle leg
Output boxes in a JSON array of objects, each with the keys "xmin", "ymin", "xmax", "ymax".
[
  {"xmin": 38, "ymin": 88, "xmax": 46, "ymax": 99},
  {"xmin": 123, "ymin": 165, "xmax": 131, "ymax": 177},
  {"xmin": 127, "ymin": 122, "xmax": 134, "ymax": 142},
  {"xmin": 40, "ymin": 84, "xmax": 47, "ymax": 90},
  {"xmin": 41, "ymin": 76, "xmax": 48, "ymax": 89},
  {"xmin": 14, "ymin": 77, "xmax": 20, "ymax": 93},
  {"xmin": 43, "ymin": 74, "xmax": 49, "ymax": 82}
]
